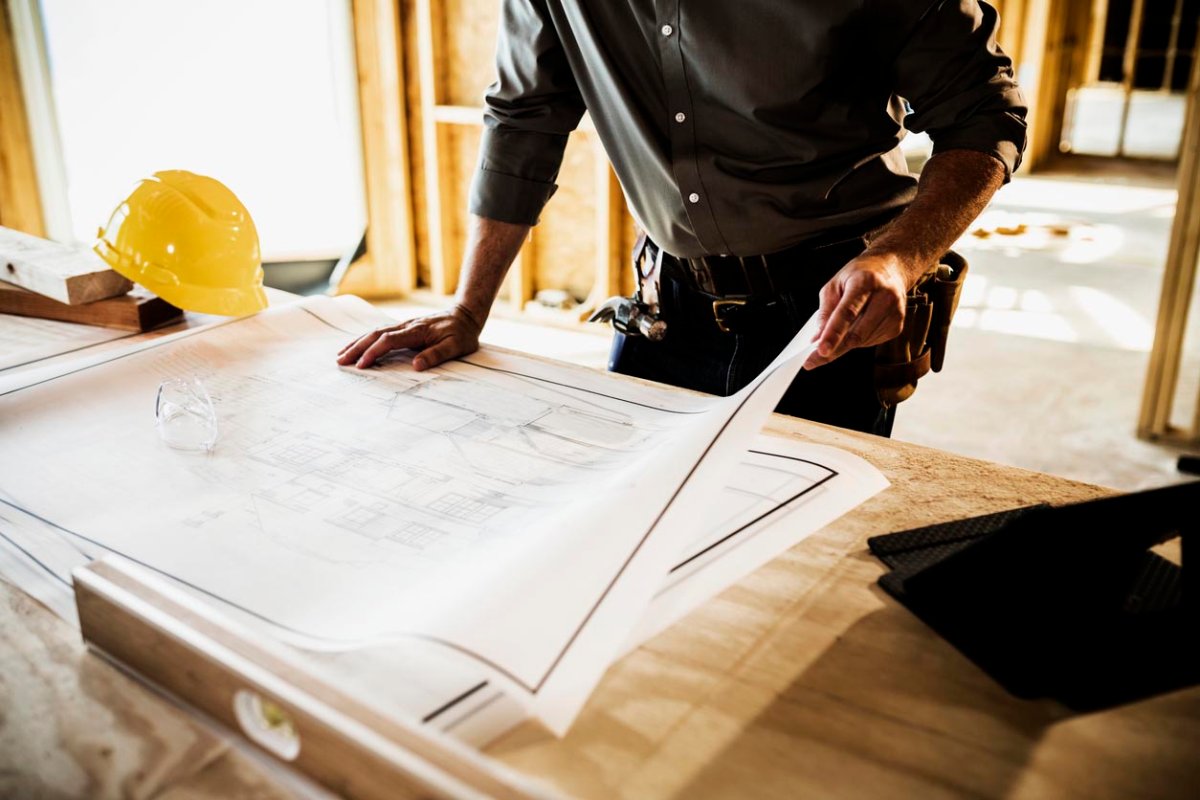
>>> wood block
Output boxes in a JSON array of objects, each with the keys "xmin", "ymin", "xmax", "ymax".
[
  {"xmin": 0, "ymin": 225, "xmax": 131, "ymax": 304},
  {"xmin": 0, "ymin": 279, "xmax": 182, "ymax": 331}
]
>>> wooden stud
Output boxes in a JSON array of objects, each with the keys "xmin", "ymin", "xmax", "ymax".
[
  {"xmin": 579, "ymin": 139, "xmax": 625, "ymax": 321},
  {"xmin": 1138, "ymin": 47, "xmax": 1200, "ymax": 445},
  {"xmin": 1082, "ymin": 0, "xmax": 1109, "ymax": 85},
  {"xmin": 431, "ymin": 104, "xmax": 488, "ymax": 127},
  {"xmin": 1163, "ymin": 0, "xmax": 1187, "ymax": 93},
  {"xmin": 0, "ymin": 0, "xmax": 43, "ymax": 237},
  {"xmin": 1013, "ymin": 0, "xmax": 1052, "ymax": 170},
  {"xmin": 416, "ymin": 0, "xmax": 459, "ymax": 296},
  {"xmin": 1116, "ymin": 0, "xmax": 1148, "ymax": 155},
  {"xmin": 1020, "ymin": 0, "xmax": 1094, "ymax": 170},
  {"xmin": 336, "ymin": 0, "xmax": 416, "ymax": 298},
  {"xmin": 994, "ymin": 0, "xmax": 1028, "ymax": 76},
  {"xmin": 405, "ymin": 13, "xmax": 622, "ymax": 321}
]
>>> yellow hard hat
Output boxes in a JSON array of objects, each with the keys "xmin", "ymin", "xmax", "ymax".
[{"xmin": 95, "ymin": 170, "xmax": 268, "ymax": 316}]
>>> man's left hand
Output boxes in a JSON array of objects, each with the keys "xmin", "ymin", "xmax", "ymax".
[{"xmin": 804, "ymin": 252, "xmax": 913, "ymax": 370}]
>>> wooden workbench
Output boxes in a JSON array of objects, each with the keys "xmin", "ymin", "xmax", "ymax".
[{"xmin": 1, "ymin": 341, "xmax": 1197, "ymax": 798}]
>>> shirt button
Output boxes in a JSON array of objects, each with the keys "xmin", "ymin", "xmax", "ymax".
[
  {"xmin": 674, "ymin": 112, "xmax": 687, "ymax": 123},
  {"xmin": 688, "ymin": 192, "xmax": 700, "ymax": 204},
  {"xmin": 661, "ymin": 24, "xmax": 673, "ymax": 36}
]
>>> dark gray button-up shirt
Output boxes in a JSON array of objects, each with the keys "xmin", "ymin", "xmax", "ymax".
[{"xmin": 469, "ymin": 1, "xmax": 1027, "ymax": 258}]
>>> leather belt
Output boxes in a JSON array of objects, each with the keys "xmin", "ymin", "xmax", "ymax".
[
  {"xmin": 650, "ymin": 235, "xmax": 866, "ymax": 334},
  {"xmin": 655, "ymin": 212, "xmax": 899, "ymax": 301}
]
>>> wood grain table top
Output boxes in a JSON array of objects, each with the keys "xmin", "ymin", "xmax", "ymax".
[{"xmin": 2, "ymin": 343, "xmax": 1196, "ymax": 799}]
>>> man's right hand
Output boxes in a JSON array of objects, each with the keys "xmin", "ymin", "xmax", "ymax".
[{"xmin": 336, "ymin": 304, "xmax": 484, "ymax": 371}]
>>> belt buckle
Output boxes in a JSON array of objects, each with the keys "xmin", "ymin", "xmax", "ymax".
[{"xmin": 711, "ymin": 297, "xmax": 748, "ymax": 334}]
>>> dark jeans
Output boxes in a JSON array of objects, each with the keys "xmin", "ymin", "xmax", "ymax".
[{"xmin": 608, "ymin": 236, "xmax": 896, "ymax": 437}]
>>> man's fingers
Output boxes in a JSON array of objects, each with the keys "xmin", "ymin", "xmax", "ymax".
[
  {"xmin": 355, "ymin": 327, "xmax": 427, "ymax": 369},
  {"xmin": 338, "ymin": 325, "xmax": 405, "ymax": 366},
  {"xmin": 843, "ymin": 293, "xmax": 898, "ymax": 351},
  {"xmin": 337, "ymin": 310, "xmax": 480, "ymax": 371},
  {"xmin": 413, "ymin": 337, "xmax": 464, "ymax": 371},
  {"xmin": 811, "ymin": 282, "xmax": 841, "ymax": 342},
  {"xmin": 858, "ymin": 304, "xmax": 904, "ymax": 351},
  {"xmin": 337, "ymin": 337, "xmax": 362, "ymax": 356},
  {"xmin": 805, "ymin": 278, "xmax": 882, "ymax": 369},
  {"xmin": 813, "ymin": 285, "xmax": 870, "ymax": 358},
  {"xmin": 805, "ymin": 291, "xmax": 906, "ymax": 369},
  {"xmin": 336, "ymin": 329, "xmax": 387, "ymax": 366}
]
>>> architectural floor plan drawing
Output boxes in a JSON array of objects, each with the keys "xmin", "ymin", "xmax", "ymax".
[
  {"xmin": 0, "ymin": 295, "xmax": 888, "ymax": 736},
  {"xmin": 0, "ymin": 313, "xmax": 136, "ymax": 372}
]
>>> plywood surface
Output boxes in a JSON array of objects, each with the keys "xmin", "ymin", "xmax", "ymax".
[
  {"xmin": 0, "ymin": 585, "xmax": 271, "ymax": 799},
  {"xmin": 1, "ymin": 357, "xmax": 1197, "ymax": 798}
]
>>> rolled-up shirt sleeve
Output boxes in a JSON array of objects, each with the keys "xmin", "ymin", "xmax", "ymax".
[
  {"xmin": 469, "ymin": 0, "xmax": 586, "ymax": 225},
  {"xmin": 894, "ymin": 0, "xmax": 1028, "ymax": 180}
]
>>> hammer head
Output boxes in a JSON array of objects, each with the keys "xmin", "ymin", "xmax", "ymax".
[
  {"xmin": 588, "ymin": 296, "xmax": 666, "ymax": 340},
  {"xmin": 587, "ymin": 296, "xmax": 628, "ymax": 324}
]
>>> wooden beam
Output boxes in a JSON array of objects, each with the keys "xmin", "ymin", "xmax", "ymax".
[
  {"xmin": 1116, "ymin": 0, "xmax": 1148, "ymax": 153},
  {"xmin": 1163, "ymin": 0, "xmax": 1187, "ymax": 93},
  {"xmin": 1138, "ymin": 47, "xmax": 1200, "ymax": 444},
  {"xmin": 0, "ymin": 282, "xmax": 181, "ymax": 332},
  {"xmin": 579, "ymin": 145, "xmax": 624, "ymax": 320},
  {"xmin": 336, "ymin": 0, "xmax": 416, "ymax": 298},
  {"xmin": 431, "ymin": 104, "xmax": 487, "ymax": 127},
  {"xmin": 416, "ymin": 0, "xmax": 458, "ymax": 295},
  {"xmin": 995, "ymin": 0, "xmax": 1028, "ymax": 75},
  {"xmin": 0, "ymin": 225, "xmax": 130, "ymax": 303},
  {"xmin": 0, "ymin": 0, "xmax": 43, "ymax": 236},
  {"xmin": 1082, "ymin": 0, "xmax": 1108, "ymax": 85},
  {"xmin": 1020, "ymin": 0, "xmax": 1093, "ymax": 171}
]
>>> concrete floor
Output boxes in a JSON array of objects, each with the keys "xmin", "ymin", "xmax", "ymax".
[{"xmin": 376, "ymin": 174, "xmax": 1200, "ymax": 492}]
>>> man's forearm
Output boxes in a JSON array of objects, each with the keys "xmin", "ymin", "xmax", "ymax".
[
  {"xmin": 454, "ymin": 215, "xmax": 532, "ymax": 326},
  {"xmin": 805, "ymin": 149, "xmax": 1007, "ymax": 368},
  {"xmin": 866, "ymin": 149, "xmax": 1006, "ymax": 284}
]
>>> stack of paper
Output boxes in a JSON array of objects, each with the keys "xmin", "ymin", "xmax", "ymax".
[{"xmin": 0, "ymin": 295, "xmax": 887, "ymax": 741}]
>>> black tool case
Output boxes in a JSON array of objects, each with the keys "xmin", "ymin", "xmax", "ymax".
[{"xmin": 868, "ymin": 482, "xmax": 1199, "ymax": 710}]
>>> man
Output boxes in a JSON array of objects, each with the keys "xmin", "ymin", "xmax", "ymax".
[{"xmin": 338, "ymin": 1, "xmax": 1026, "ymax": 437}]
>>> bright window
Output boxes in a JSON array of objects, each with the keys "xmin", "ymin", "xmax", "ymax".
[{"xmin": 39, "ymin": 0, "xmax": 365, "ymax": 261}]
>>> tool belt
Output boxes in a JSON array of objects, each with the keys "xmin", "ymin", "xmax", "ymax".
[
  {"xmin": 873, "ymin": 250, "xmax": 968, "ymax": 408},
  {"xmin": 636, "ymin": 233, "xmax": 968, "ymax": 409}
]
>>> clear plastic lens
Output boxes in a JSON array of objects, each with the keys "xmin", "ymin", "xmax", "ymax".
[{"xmin": 156, "ymin": 377, "xmax": 218, "ymax": 452}]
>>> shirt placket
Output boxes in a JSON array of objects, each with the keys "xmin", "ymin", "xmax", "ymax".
[{"xmin": 654, "ymin": 0, "xmax": 732, "ymax": 256}]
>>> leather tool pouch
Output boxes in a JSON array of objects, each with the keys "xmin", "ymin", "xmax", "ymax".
[{"xmin": 874, "ymin": 250, "xmax": 968, "ymax": 407}]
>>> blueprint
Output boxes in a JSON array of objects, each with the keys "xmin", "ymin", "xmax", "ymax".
[
  {"xmin": 0, "ymin": 312, "xmax": 136, "ymax": 372},
  {"xmin": 0, "ymin": 295, "xmax": 888, "ymax": 736}
]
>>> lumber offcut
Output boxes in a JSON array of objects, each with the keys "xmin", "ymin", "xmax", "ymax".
[
  {"xmin": 0, "ymin": 226, "xmax": 131, "ymax": 304},
  {"xmin": 0, "ymin": 280, "xmax": 182, "ymax": 331}
]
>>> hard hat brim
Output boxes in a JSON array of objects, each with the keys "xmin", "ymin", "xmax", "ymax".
[{"xmin": 97, "ymin": 241, "xmax": 269, "ymax": 317}]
